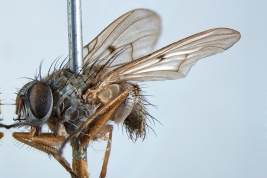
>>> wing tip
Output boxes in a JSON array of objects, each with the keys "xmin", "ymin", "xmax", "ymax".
[
  {"xmin": 211, "ymin": 28, "xmax": 241, "ymax": 50},
  {"xmin": 216, "ymin": 27, "xmax": 241, "ymax": 41}
]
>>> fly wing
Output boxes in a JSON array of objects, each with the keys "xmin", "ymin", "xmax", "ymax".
[
  {"xmin": 83, "ymin": 9, "xmax": 161, "ymax": 70},
  {"xmin": 97, "ymin": 28, "xmax": 241, "ymax": 87}
]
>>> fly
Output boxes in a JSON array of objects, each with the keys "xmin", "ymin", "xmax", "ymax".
[{"xmin": 9, "ymin": 9, "xmax": 240, "ymax": 178}]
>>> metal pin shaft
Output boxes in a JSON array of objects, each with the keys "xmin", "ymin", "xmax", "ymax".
[{"xmin": 67, "ymin": 0, "xmax": 83, "ymax": 74}]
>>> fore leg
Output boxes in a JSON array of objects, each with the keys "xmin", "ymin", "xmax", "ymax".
[{"xmin": 13, "ymin": 127, "xmax": 79, "ymax": 178}]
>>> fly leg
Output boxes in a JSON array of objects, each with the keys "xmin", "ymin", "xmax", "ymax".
[
  {"xmin": 81, "ymin": 124, "xmax": 113, "ymax": 178},
  {"xmin": 79, "ymin": 89, "xmax": 128, "ymax": 178},
  {"xmin": 99, "ymin": 125, "xmax": 113, "ymax": 178},
  {"xmin": 13, "ymin": 127, "xmax": 79, "ymax": 178}
]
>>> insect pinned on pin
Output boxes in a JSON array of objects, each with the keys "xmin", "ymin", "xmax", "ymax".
[{"xmin": 9, "ymin": 9, "xmax": 240, "ymax": 178}]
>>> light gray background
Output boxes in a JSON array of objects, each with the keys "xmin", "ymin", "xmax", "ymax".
[{"xmin": 0, "ymin": 0, "xmax": 266, "ymax": 178}]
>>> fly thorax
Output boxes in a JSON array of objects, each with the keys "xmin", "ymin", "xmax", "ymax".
[{"xmin": 44, "ymin": 69, "xmax": 92, "ymax": 134}]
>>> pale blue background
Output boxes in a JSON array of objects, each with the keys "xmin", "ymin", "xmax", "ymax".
[{"xmin": 0, "ymin": 0, "xmax": 266, "ymax": 178}]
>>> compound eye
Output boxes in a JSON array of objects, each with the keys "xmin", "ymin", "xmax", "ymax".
[{"xmin": 28, "ymin": 82, "xmax": 52, "ymax": 119}]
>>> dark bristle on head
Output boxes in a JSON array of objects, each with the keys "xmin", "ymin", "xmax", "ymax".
[
  {"xmin": 19, "ymin": 77, "xmax": 36, "ymax": 81},
  {"xmin": 49, "ymin": 56, "xmax": 62, "ymax": 82},
  {"xmin": 38, "ymin": 59, "xmax": 44, "ymax": 80},
  {"xmin": 34, "ymin": 69, "xmax": 39, "ymax": 80},
  {"xmin": 48, "ymin": 55, "xmax": 62, "ymax": 76},
  {"xmin": 59, "ymin": 56, "xmax": 68, "ymax": 70}
]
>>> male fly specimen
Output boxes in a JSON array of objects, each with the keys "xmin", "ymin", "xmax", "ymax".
[{"xmin": 9, "ymin": 9, "xmax": 240, "ymax": 178}]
